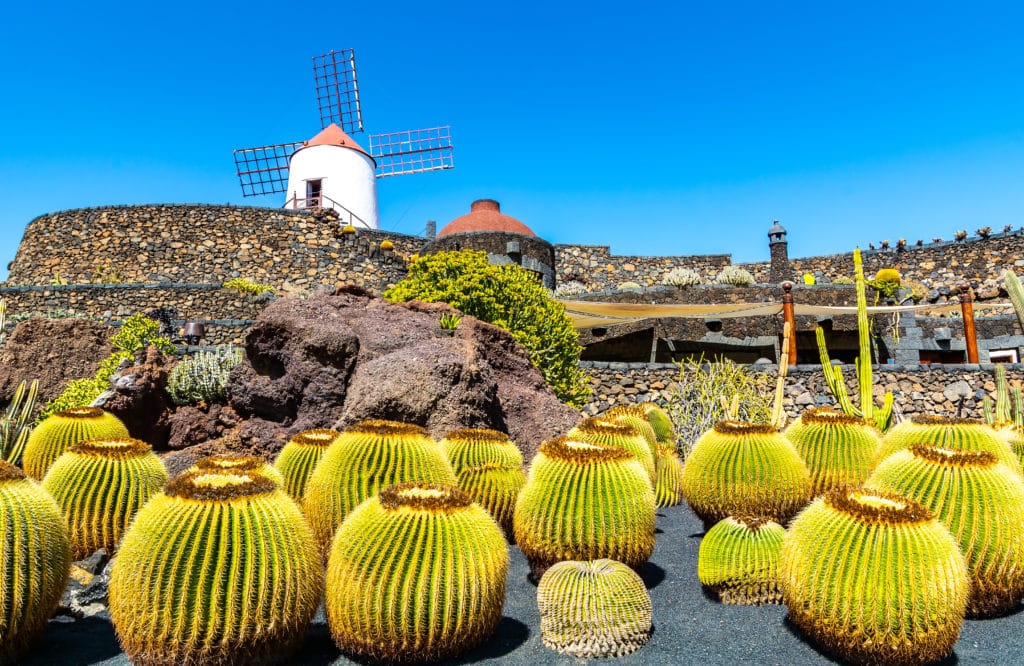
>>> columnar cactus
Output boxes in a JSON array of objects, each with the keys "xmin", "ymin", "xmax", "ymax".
[
  {"xmin": 780, "ymin": 486, "xmax": 969, "ymax": 665},
  {"xmin": 783, "ymin": 407, "xmax": 882, "ymax": 495},
  {"xmin": 326, "ymin": 482, "xmax": 508, "ymax": 663},
  {"xmin": 0, "ymin": 461, "xmax": 71, "ymax": 664},
  {"xmin": 514, "ymin": 436, "xmax": 656, "ymax": 577},
  {"xmin": 41, "ymin": 437, "xmax": 168, "ymax": 559},
  {"xmin": 537, "ymin": 559, "xmax": 652, "ymax": 658},
  {"xmin": 653, "ymin": 443, "xmax": 684, "ymax": 507},
  {"xmin": 698, "ymin": 516, "xmax": 786, "ymax": 605},
  {"xmin": 867, "ymin": 445, "xmax": 1024, "ymax": 617},
  {"xmin": 22, "ymin": 407, "xmax": 130, "ymax": 480},
  {"xmin": 109, "ymin": 469, "xmax": 323, "ymax": 666},
  {"xmin": 876, "ymin": 415, "xmax": 1020, "ymax": 474},
  {"xmin": 273, "ymin": 429, "xmax": 339, "ymax": 501},
  {"xmin": 680, "ymin": 421, "xmax": 812, "ymax": 525},
  {"xmin": 188, "ymin": 453, "xmax": 284, "ymax": 487},
  {"xmin": 568, "ymin": 417, "xmax": 656, "ymax": 482},
  {"xmin": 303, "ymin": 420, "xmax": 457, "ymax": 555}
]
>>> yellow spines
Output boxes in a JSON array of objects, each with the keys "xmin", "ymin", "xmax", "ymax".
[
  {"xmin": 188, "ymin": 453, "xmax": 284, "ymax": 487},
  {"xmin": 23, "ymin": 407, "xmax": 130, "ymax": 480},
  {"xmin": 0, "ymin": 461, "xmax": 70, "ymax": 664},
  {"xmin": 537, "ymin": 558, "xmax": 652, "ymax": 658},
  {"xmin": 569, "ymin": 416, "xmax": 656, "ymax": 483},
  {"xmin": 441, "ymin": 429, "xmax": 526, "ymax": 537},
  {"xmin": 876, "ymin": 415, "xmax": 1021, "ymax": 474},
  {"xmin": 1001, "ymin": 423, "xmax": 1024, "ymax": 462},
  {"xmin": 440, "ymin": 428, "xmax": 525, "ymax": 473},
  {"xmin": 780, "ymin": 487, "xmax": 969, "ymax": 665},
  {"xmin": 326, "ymin": 482, "xmax": 508, "ymax": 663},
  {"xmin": 653, "ymin": 443, "xmax": 684, "ymax": 507},
  {"xmin": 302, "ymin": 420, "xmax": 457, "ymax": 556},
  {"xmin": 783, "ymin": 407, "xmax": 882, "ymax": 495},
  {"xmin": 513, "ymin": 436, "xmax": 656, "ymax": 576},
  {"xmin": 601, "ymin": 405, "xmax": 659, "ymax": 453},
  {"xmin": 273, "ymin": 428, "xmax": 338, "ymax": 501},
  {"xmin": 867, "ymin": 445, "xmax": 1024, "ymax": 618},
  {"xmin": 109, "ymin": 469, "xmax": 323, "ymax": 666},
  {"xmin": 41, "ymin": 437, "xmax": 167, "ymax": 559},
  {"xmin": 697, "ymin": 516, "xmax": 785, "ymax": 605},
  {"xmin": 639, "ymin": 402, "xmax": 677, "ymax": 446},
  {"xmin": 680, "ymin": 421, "xmax": 812, "ymax": 525}
]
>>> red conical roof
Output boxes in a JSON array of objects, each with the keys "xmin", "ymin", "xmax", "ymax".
[
  {"xmin": 300, "ymin": 123, "xmax": 371, "ymax": 158},
  {"xmin": 437, "ymin": 199, "xmax": 535, "ymax": 237}
]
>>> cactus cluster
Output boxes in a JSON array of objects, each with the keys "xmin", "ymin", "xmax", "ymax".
[
  {"xmin": 876, "ymin": 415, "xmax": 1020, "ymax": 473},
  {"xmin": 273, "ymin": 429, "xmax": 339, "ymax": 501},
  {"xmin": 569, "ymin": 416, "xmax": 655, "ymax": 482},
  {"xmin": 22, "ymin": 407, "xmax": 130, "ymax": 480},
  {"xmin": 783, "ymin": 407, "xmax": 882, "ymax": 495},
  {"xmin": 441, "ymin": 429, "xmax": 525, "ymax": 537},
  {"xmin": 166, "ymin": 346, "xmax": 244, "ymax": 406},
  {"xmin": 698, "ymin": 516, "xmax": 785, "ymax": 605},
  {"xmin": 326, "ymin": 482, "xmax": 508, "ymax": 663}
]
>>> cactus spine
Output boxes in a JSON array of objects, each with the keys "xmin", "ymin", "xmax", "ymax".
[
  {"xmin": 783, "ymin": 407, "xmax": 882, "ymax": 495},
  {"xmin": 109, "ymin": 469, "xmax": 323, "ymax": 666},
  {"xmin": 41, "ymin": 437, "xmax": 168, "ymax": 559},
  {"xmin": 326, "ymin": 482, "xmax": 508, "ymax": 663},
  {"xmin": 273, "ymin": 429, "xmax": 339, "ymax": 501},
  {"xmin": 698, "ymin": 516, "xmax": 786, "ymax": 605},
  {"xmin": 188, "ymin": 453, "xmax": 284, "ymax": 487},
  {"xmin": 0, "ymin": 461, "xmax": 71, "ymax": 664},
  {"xmin": 22, "ymin": 407, "xmax": 130, "ymax": 480},
  {"xmin": 876, "ymin": 415, "xmax": 1021, "ymax": 474},
  {"xmin": 537, "ymin": 559, "xmax": 652, "ymax": 658},
  {"xmin": 0, "ymin": 379, "xmax": 38, "ymax": 465}
]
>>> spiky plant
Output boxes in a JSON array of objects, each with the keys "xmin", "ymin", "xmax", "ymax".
[
  {"xmin": 780, "ymin": 486, "xmax": 969, "ymax": 666},
  {"xmin": 456, "ymin": 462, "xmax": 526, "ymax": 540},
  {"xmin": 0, "ymin": 461, "xmax": 71, "ymax": 664},
  {"xmin": 513, "ymin": 436, "xmax": 656, "ymax": 577},
  {"xmin": 866, "ymin": 445, "xmax": 1024, "ymax": 618},
  {"xmin": 273, "ymin": 429, "xmax": 339, "ymax": 502},
  {"xmin": 302, "ymin": 420, "xmax": 457, "ymax": 556},
  {"xmin": 537, "ymin": 558, "xmax": 652, "ymax": 658},
  {"xmin": 601, "ymin": 405, "xmax": 659, "ymax": 452},
  {"xmin": 783, "ymin": 407, "xmax": 882, "ymax": 495},
  {"xmin": 0, "ymin": 379, "xmax": 38, "ymax": 465},
  {"xmin": 876, "ymin": 415, "xmax": 1021, "ymax": 474},
  {"xmin": 697, "ymin": 516, "xmax": 786, "ymax": 605},
  {"xmin": 326, "ymin": 482, "xmax": 508, "ymax": 663},
  {"xmin": 109, "ymin": 469, "xmax": 323, "ymax": 666},
  {"xmin": 41, "ymin": 437, "xmax": 168, "ymax": 559},
  {"xmin": 680, "ymin": 421, "xmax": 812, "ymax": 526},
  {"xmin": 188, "ymin": 453, "xmax": 284, "ymax": 487},
  {"xmin": 653, "ymin": 443, "xmax": 684, "ymax": 507},
  {"xmin": 568, "ymin": 417, "xmax": 655, "ymax": 483},
  {"xmin": 639, "ymin": 402, "xmax": 677, "ymax": 446},
  {"xmin": 440, "ymin": 428, "xmax": 524, "ymax": 474},
  {"xmin": 22, "ymin": 407, "xmax": 130, "ymax": 480},
  {"xmin": 1004, "ymin": 424, "xmax": 1024, "ymax": 462}
]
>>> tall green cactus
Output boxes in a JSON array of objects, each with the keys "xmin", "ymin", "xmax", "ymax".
[
  {"xmin": 0, "ymin": 379, "xmax": 38, "ymax": 465},
  {"xmin": 22, "ymin": 407, "xmax": 130, "ymax": 480},
  {"xmin": 1004, "ymin": 269, "xmax": 1024, "ymax": 333}
]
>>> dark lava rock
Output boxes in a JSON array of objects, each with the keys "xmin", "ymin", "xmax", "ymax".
[{"xmin": 96, "ymin": 347, "xmax": 176, "ymax": 449}]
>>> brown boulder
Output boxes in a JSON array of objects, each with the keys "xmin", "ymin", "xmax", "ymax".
[{"xmin": 96, "ymin": 347, "xmax": 177, "ymax": 448}]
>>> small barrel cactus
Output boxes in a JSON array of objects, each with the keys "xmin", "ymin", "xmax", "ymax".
[
  {"xmin": 697, "ymin": 516, "xmax": 785, "ymax": 605},
  {"xmin": 440, "ymin": 428, "xmax": 524, "ymax": 474},
  {"xmin": 273, "ymin": 429, "xmax": 339, "ymax": 501},
  {"xmin": 780, "ymin": 486, "xmax": 969, "ymax": 665},
  {"xmin": 1004, "ymin": 424, "xmax": 1024, "ymax": 461},
  {"xmin": 326, "ymin": 482, "xmax": 508, "ymax": 663},
  {"xmin": 0, "ymin": 461, "xmax": 71, "ymax": 663},
  {"xmin": 783, "ymin": 407, "xmax": 882, "ymax": 495},
  {"xmin": 303, "ymin": 420, "xmax": 457, "ymax": 556},
  {"xmin": 41, "ymin": 437, "xmax": 168, "ymax": 559},
  {"xmin": 109, "ymin": 469, "xmax": 323, "ymax": 666},
  {"xmin": 653, "ymin": 443, "xmax": 684, "ymax": 507},
  {"xmin": 876, "ymin": 415, "xmax": 1020, "ymax": 474},
  {"xmin": 23, "ymin": 407, "xmax": 130, "ymax": 480},
  {"xmin": 188, "ymin": 453, "xmax": 284, "ymax": 487},
  {"xmin": 639, "ymin": 401, "xmax": 677, "ymax": 446},
  {"xmin": 537, "ymin": 558, "xmax": 652, "ymax": 658},
  {"xmin": 456, "ymin": 462, "xmax": 526, "ymax": 539},
  {"xmin": 867, "ymin": 445, "xmax": 1024, "ymax": 617},
  {"xmin": 514, "ymin": 436, "xmax": 656, "ymax": 577},
  {"xmin": 569, "ymin": 417, "xmax": 656, "ymax": 482},
  {"xmin": 166, "ymin": 346, "xmax": 243, "ymax": 406},
  {"xmin": 680, "ymin": 421, "xmax": 812, "ymax": 525}
]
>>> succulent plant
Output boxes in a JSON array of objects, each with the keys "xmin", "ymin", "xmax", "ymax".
[
  {"xmin": 0, "ymin": 379, "xmax": 38, "ymax": 465},
  {"xmin": 783, "ymin": 407, "xmax": 882, "ymax": 495},
  {"xmin": 109, "ymin": 469, "xmax": 323, "ymax": 666},
  {"xmin": 715, "ymin": 265, "xmax": 755, "ymax": 286},
  {"xmin": 273, "ymin": 428, "xmax": 339, "ymax": 501},
  {"xmin": 601, "ymin": 405, "xmax": 659, "ymax": 452},
  {"xmin": 22, "ymin": 407, "xmax": 130, "ymax": 480},
  {"xmin": 697, "ymin": 515, "xmax": 786, "ymax": 605},
  {"xmin": 537, "ymin": 558, "xmax": 652, "ymax": 658},
  {"xmin": 440, "ymin": 428, "xmax": 524, "ymax": 474},
  {"xmin": 303, "ymin": 420, "xmax": 457, "ymax": 556},
  {"xmin": 41, "ymin": 437, "xmax": 168, "ymax": 559},
  {"xmin": 569, "ymin": 416, "xmax": 656, "ymax": 482},
  {"xmin": 0, "ymin": 461, "xmax": 71, "ymax": 663},
  {"xmin": 876, "ymin": 415, "xmax": 1021, "ymax": 474},
  {"xmin": 1003, "ymin": 424, "xmax": 1024, "ymax": 461},
  {"xmin": 514, "ymin": 436, "xmax": 656, "ymax": 577},
  {"xmin": 326, "ymin": 482, "xmax": 508, "ymax": 663},
  {"xmin": 780, "ymin": 486, "xmax": 969, "ymax": 665},
  {"xmin": 440, "ymin": 429, "xmax": 526, "ymax": 537},
  {"xmin": 166, "ymin": 346, "xmax": 243, "ymax": 406},
  {"xmin": 639, "ymin": 402, "xmax": 677, "ymax": 446},
  {"xmin": 653, "ymin": 443, "xmax": 684, "ymax": 507},
  {"xmin": 866, "ymin": 445, "xmax": 1024, "ymax": 618},
  {"xmin": 680, "ymin": 421, "xmax": 812, "ymax": 525},
  {"xmin": 188, "ymin": 453, "xmax": 284, "ymax": 487}
]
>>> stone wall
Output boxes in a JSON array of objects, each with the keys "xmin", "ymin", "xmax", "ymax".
[{"xmin": 554, "ymin": 244, "xmax": 732, "ymax": 291}]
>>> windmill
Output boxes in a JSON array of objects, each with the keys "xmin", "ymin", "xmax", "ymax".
[{"xmin": 232, "ymin": 48, "xmax": 454, "ymax": 229}]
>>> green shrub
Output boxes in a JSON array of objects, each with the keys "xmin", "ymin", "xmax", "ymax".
[
  {"xmin": 384, "ymin": 250, "xmax": 589, "ymax": 407},
  {"xmin": 166, "ymin": 346, "xmax": 243, "ymax": 405},
  {"xmin": 223, "ymin": 277, "xmax": 275, "ymax": 296},
  {"xmin": 111, "ymin": 313, "xmax": 176, "ymax": 355}
]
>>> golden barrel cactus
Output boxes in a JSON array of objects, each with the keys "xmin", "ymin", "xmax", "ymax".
[
  {"xmin": 876, "ymin": 415, "xmax": 1020, "ymax": 474},
  {"xmin": 0, "ymin": 461, "xmax": 71, "ymax": 664},
  {"xmin": 22, "ymin": 407, "xmax": 130, "ymax": 480},
  {"xmin": 109, "ymin": 469, "xmax": 323, "ymax": 666},
  {"xmin": 41, "ymin": 437, "xmax": 167, "ymax": 559},
  {"xmin": 440, "ymin": 428, "xmax": 524, "ymax": 473},
  {"xmin": 780, "ymin": 486, "xmax": 969, "ymax": 665},
  {"xmin": 441, "ymin": 429, "xmax": 526, "ymax": 537},
  {"xmin": 783, "ymin": 407, "xmax": 882, "ymax": 495},
  {"xmin": 639, "ymin": 401, "xmax": 676, "ymax": 446},
  {"xmin": 188, "ymin": 453, "xmax": 284, "ymax": 487},
  {"xmin": 326, "ymin": 482, "xmax": 508, "ymax": 663},
  {"xmin": 680, "ymin": 421, "xmax": 812, "ymax": 525},
  {"xmin": 569, "ymin": 416, "xmax": 656, "ymax": 482},
  {"xmin": 867, "ymin": 444, "xmax": 1024, "ymax": 617},
  {"xmin": 601, "ymin": 405, "xmax": 659, "ymax": 452},
  {"xmin": 273, "ymin": 428, "xmax": 339, "ymax": 501},
  {"xmin": 698, "ymin": 516, "xmax": 786, "ymax": 605},
  {"xmin": 537, "ymin": 558, "xmax": 652, "ymax": 658},
  {"xmin": 653, "ymin": 443, "xmax": 684, "ymax": 507}
]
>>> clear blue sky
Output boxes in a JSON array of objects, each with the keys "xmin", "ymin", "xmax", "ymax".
[{"xmin": 2, "ymin": 2, "xmax": 1022, "ymax": 282}]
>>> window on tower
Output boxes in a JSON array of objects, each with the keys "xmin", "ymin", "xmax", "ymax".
[{"xmin": 305, "ymin": 179, "xmax": 323, "ymax": 208}]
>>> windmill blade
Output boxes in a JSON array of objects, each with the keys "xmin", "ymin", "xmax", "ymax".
[
  {"xmin": 370, "ymin": 126, "xmax": 454, "ymax": 178},
  {"xmin": 313, "ymin": 49, "xmax": 363, "ymax": 134},
  {"xmin": 232, "ymin": 142, "xmax": 303, "ymax": 196}
]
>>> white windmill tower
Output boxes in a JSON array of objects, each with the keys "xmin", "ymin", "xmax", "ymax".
[{"xmin": 233, "ymin": 49, "xmax": 454, "ymax": 229}]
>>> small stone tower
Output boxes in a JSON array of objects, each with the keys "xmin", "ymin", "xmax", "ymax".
[{"xmin": 768, "ymin": 220, "xmax": 792, "ymax": 283}]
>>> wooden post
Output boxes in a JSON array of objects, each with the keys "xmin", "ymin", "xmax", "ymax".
[
  {"xmin": 782, "ymin": 281, "xmax": 797, "ymax": 367},
  {"xmin": 960, "ymin": 284, "xmax": 979, "ymax": 364}
]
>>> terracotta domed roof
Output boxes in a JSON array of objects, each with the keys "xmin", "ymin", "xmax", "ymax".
[
  {"xmin": 437, "ymin": 199, "xmax": 535, "ymax": 237},
  {"xmin": 298, "ymin": 123, "xmax": 371, "ymax": 158}
]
